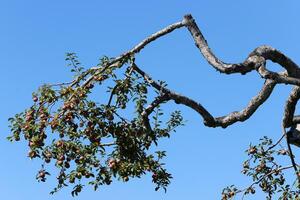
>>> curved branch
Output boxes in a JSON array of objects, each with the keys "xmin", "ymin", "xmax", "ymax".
[
  {"xmin": 168, "ymin": 92, "xmax": 216, "ymax": 126},
  {"xmin": 131, "ymin": 22, "xmax": 185, "ymax": 54},
  {"xmin": 213, "ymin": 79, "xmax": 276, "ymax": 128},
  {"xmin": 132, "ymin": 63, "xmax": 216, "ymax": 125},
  {"xmin": 252, "ymin": 46, "xmax": 300, "ymax": 78},
  {"xmin": 133, "ymin": 62, "xmax": 276, "ymax": 128},
  {"xmin": 183, "ymin": 14, "xmax": 300, "ymax": 77},
  {"xmin": 71, "ymin": 21, "xmax": 186, "ymax": 88},
  {"xmin": 183, "ymin": 15, "xmax": 256, "ymax": 75},
  {"xmin": 168, "ymin": 80, "xmax": 276, "ymax": 128},
  {"xmin": 141, "ymin": 94, "xmax": 171, "ymax": 117},
  {"xmin": 141, "ymin": 94, "xmax": 171, "ymax": 133},
  {"xmin": 257, "ymin": 65, "xmax": 300, "ymax": 86}
]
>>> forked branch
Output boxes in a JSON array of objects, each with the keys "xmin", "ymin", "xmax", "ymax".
[{"xmin": 86, "ymin": 14, "xmax": 300, "ymax": 130}]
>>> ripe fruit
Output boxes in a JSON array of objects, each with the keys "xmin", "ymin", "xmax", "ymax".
[
  {"xmin": 58, "ymin": 154, "xmax": 65, "ymax": 161},
  {"xmin": 14, "ymin": 135, "xmax": 20, "ymax": 141},
  {"xmin": 40, "ymin": 113, "xmax": 47, "ymax": 120},
  {"xmin": 79, "ymin": 156, "xmax": 85, "ymax": 162},
  {"xmin": 76, "ymin": 172, "xmax": 82, "ymax": 179},
  {"xmin": 28, "ymin": 150, "xmax": 37, "ymax": 158},
  {"xmin": 248, "ymin": 147, "xmax": 257, "ymax": 154},
  {"xmin": 75, "ymin": 186, "xmax": 81, "ymax": 192},
  {"xmin": 38, "ymin": 170, "xmax": 46, "ymax": 179},
  {"xmin": 87, "ymin": 83, "xmax": 94, "ymax": 89},
  {"xmin": 33, "ymin": 96, "xmax": 38, "ymax": 102},
  {"xmin": 29, "ymin": 141, "xmax": 35, "ymax": 147},
  {"xmin": 278, "ymin": 149, "xmax": 287, "ymax": 155},
  {"xmin": 44, "ymin": 151, "xmax": 52, "ymax": 158},
  {"xmin": 152, "ymin": 173, "xmax": 157, "ymax": 180},
  {"xmin": 108, "ymin": 159, "xmax": 116, "ymax": 169},
  {"xmin": 69, "ymin": 176, "xmax": 75, "ymax": 183},
  {"xmin": 23, "ymin": 124, "xmax": 30, "ymax": 130},
  {"xmin": 56, "ymin": 140, "xmax": 64, "ymax": 147},
  {"xmin": 56, "ymin": 160, "xmax": 63, "ymax": 166},
  {"xmin": 228, "ymin": 191, "xmax": 235, "ymax": 198}
]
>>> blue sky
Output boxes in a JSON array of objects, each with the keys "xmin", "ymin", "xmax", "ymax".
[{"xmin": 1, "ymin": 1, "xmax": 300, "ymax": 199}]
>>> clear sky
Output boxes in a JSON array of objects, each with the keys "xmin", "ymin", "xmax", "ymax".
[{"xmin": 1, "ymin": 1, "xmax": 300, "ymax": 199}]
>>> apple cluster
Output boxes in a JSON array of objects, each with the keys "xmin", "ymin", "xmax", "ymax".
[{"xmin": 222, "ymin": 136, "xmax": 300, "ymax": 199}]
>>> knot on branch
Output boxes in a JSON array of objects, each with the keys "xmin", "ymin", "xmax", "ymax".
[{"xmin": 183, "ymin": 14, "xmax": 194, "ymax": 25}]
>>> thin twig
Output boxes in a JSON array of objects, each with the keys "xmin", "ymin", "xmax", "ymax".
[
  {"xmin": 266, "ymin": 134, "xmax": 286, "ymax": 152},
  {"xmin": 239, "ymin": 165, "xmax": 294, "ymax": 199},
  {"xmin": 283, "ymin": 125, "xmax": 300, "ymax": 184}
]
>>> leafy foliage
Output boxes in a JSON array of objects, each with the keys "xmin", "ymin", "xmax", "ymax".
[
  {"xmin": 222, "ymin": 136, "xmax": 300, "ymax": 200},
  {"xmin": 8, "ymin": 53, "xmax": 184, "ymax": 195}
]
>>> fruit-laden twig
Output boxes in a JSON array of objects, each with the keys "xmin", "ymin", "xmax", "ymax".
[{"xmin": 238, "ymin": 165, "xmax": 295, "ymax": 199}]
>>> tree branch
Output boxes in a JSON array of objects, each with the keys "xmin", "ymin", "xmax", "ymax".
[
  {"xmin": 257, "ymin": 65, "xmax": 300, "ymax": 86},
  {"xmin": 213, "ymin": 79, "xmax": 276, "ymax": 128},
  {"xmin": 133, "ymin": 63, "xmax": 276, "ymax": 128},
  {"xmin": 64, "ymin": 14, "xmax": 300, "ymax": 134},
  {"xmin": 283, "ymin": 125, "xmax": 300, "ymax": 184},
  {"xmin": 283, "ymin": 87, "xmax": 300, "ymax": 128},
  {"xmin": 141, "ymin": 94, "xmax": 171, "ymax": 117},
  {"xmin": 141, "ymin": 94, "xmax": 171, "ymax": 133},
  {"xmin": 183, "ymin": 14, "xmax": 300, "ymax": 77}
]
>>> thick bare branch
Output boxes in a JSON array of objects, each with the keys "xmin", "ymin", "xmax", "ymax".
[
  {"xmin": 183, "ymin": 14, "xmax": 300, "ymax": 77},
  {"xmin": 133, "ymin": 63, "xmax": 276, "ymax": 128},
  {"xmin": 252, "ymin": 46, "xmax": 300, "ymax": 78},
  {"xmin": 257, "ymin": 65, "xmax": 300, "ymax": 86},
  {"xmin": 183, "ymin": 15, "xmax": 255, "ymax": 75},
  {"xmin": 293, "ymin": 116, "xmax": 300, "ymax": 124},
  {"xmin": 283, "ymin": 87, "xmax": 300, "ymax": 128},
  {"xmin": 214, "ymin": 79, "xmax": 276, "ymax": 128},
  {"xmin": 132, "ymin": 63, "xmax": 215, "ymax": 125}
]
